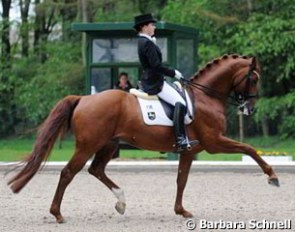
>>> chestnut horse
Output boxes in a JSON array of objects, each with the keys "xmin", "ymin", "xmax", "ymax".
[{"xmin": 7, "ymin": 54, "xmax": 279, "ymax": 223}]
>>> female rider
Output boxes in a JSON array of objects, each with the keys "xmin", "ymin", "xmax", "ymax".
[{"xmin": 134, "ymin": 13, "xmax": 198, "ymax": 151}]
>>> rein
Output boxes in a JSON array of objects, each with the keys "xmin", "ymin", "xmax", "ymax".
[
  {"xmin": 182, "ymin": 79, "xmax": 240, "ymax": 106},
  {"xmin": 182, "ymin": 67, "xmax": 260, "ymax": 107}
]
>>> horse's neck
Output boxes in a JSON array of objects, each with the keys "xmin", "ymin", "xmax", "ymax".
[
  {"xmin": 193, "ymin": 68, "xmax": 234, "ymax": 99},
  {"xmin": 190, "ymin": 56, "xmax": 252, "ymax": 107}
]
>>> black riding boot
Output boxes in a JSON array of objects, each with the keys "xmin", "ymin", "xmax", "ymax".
[{"xmin": 173, "ymin": 102, "xmax": 198, "ymax": 151}]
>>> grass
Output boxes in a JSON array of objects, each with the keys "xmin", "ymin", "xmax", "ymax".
[
  {"xmin": 0, "ymin": 138, "xmax": 165, "ymax": 162},
  {"xmin": 0, "ymin": 136, "xmax": 294, "ymax": 162},
  {"xmin": 0, "ymin": 139, "xmax": 73, "ymax": 162}
]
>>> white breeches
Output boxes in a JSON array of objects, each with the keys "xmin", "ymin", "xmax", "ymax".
[{"xmin": 157, "ymin": 81, "xmax": 186, "ymax": 106}]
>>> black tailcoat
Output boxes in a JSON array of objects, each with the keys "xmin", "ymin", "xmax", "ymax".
[{"xmin": 137, "ymin": 36, "xmax": 175, "ymax": 94}]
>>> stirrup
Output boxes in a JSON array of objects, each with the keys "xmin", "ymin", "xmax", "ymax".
[
  {"xmin": 186, "ymin": 139, "xmax": 199, "ymax": 151},
  {"xmin": 174, "ymin": 137, "xmax": 199, "ymax": 152}
]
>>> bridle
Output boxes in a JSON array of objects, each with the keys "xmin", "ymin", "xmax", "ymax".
[
  {"xmin": 182, "ymin": 65, "xmax": 260, "ymax": 108},
  {"xmin": 231, "ymin": 66, "xmax": 260, "ymax": 107}
]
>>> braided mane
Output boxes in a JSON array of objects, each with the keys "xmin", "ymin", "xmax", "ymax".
[{"xmin": 191, "ymin": 54, "xmax": 251, "ymax": 80}]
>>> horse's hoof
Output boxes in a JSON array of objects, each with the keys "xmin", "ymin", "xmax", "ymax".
[
  {"xmin": 56, "ymin": 215, "xmax": 65, "ymax": 223},
  {"xmin": 50, "ymin": 209, "xmax": 65, "ymax": 223},
  {"xmin": 182, "ymin": 210, "xmax": 194, "ymax": 218},
  {"xmin": 175, "ymin": 208, "xmax": 193, "ymax": 218},
  {"xmin": 115, "ymin": 201, "xmax": 126, "ymax": 215},
  {"xmin": 268, "ymin": 177, "xmax": 280, "ymax": 187}
]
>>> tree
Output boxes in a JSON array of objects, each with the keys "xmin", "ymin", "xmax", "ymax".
[
  {"xmin": 34, "ymin": 0, "xmax": 59, "ymax": 63},
  {"xmin": 1, "ymin": 0, "xmax": 11, "ymax": 67},
  {"xmin": 133, "ymin": 0, "xmax": 168, "ymax": 15},
  {"xmin": 2, "ymin": 0, "xmax": 295, "ymax": 138},
  {"xmin": 0, "ymin": 0, "xmax": 15, "ymax": 136},
  {"xmin": 20, "ymin": 0, "xmax": 31, "ymax": 57},
  {"xmin": 161, "ymin": 0, "xmax": 295, "ymax": 138},
  {"xmin": 225, "ymin": 3, "xmax": 295, "ymax": 137}
]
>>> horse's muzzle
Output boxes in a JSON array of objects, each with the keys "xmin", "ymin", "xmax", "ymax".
[{"xmin": 239, "ymin": 101, "xmax": 255, "ymax": 116}]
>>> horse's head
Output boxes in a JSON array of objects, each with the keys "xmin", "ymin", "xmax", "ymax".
[{"xmin": 232, "ymin": 57, "xmax": 261, "ymax": 115}]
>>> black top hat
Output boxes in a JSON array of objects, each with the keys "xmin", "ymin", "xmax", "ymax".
[{"xmin": 133, "ymin": 13, "xmax": 157, "ymax": 29}]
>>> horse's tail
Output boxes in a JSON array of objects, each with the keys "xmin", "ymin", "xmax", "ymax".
[{"xmin": 7, "ymin": 95, "xmax": 81, "ymax": 193}]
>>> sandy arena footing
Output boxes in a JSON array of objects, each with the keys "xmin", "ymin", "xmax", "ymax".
[{"xmin": 1, "ymin": 163, "xmax": 295, "ymax": 232}]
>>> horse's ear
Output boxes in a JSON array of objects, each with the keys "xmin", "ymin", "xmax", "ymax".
[{"xmin": 251, "ymin": 57, "xmax": 257, "ymax": 69}]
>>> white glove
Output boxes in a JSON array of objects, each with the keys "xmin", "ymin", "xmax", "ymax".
[{"xmin": 174, "ymin": 70, "xmax": 184, "ymax": 80}]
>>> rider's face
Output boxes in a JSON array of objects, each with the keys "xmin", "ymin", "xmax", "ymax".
[{"xmin": 142, "ymin": 23, "xmax": 156, "ymax": 37}]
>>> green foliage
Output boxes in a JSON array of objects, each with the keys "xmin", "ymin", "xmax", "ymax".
[
  {"xmin": 94, "ymin": 0, "xmax": 138, "ymax": 21},
  {"xmin": 1, "ymin": 0, "xmax": 295, "ymax": 139},
  {"xmin": 1, "ymin": 136, "xmax": 294, "ymax": 161},
  {"xmin": 12, "ymin": 41, "xmax": 84, "ymax": 131},
  {"xmin": 161, "ymin": 0, "xmax": 220, "ymax": 64},
  {"xmin": 93, "ymin": 0, "xmax": 168, "ymax": 22},
  {"xmin": 161, "ymin": 0, "xmax": 243, "ymax": 65},
  {"xmin": 226, "ymin": 14, "xmax": 295, "ymax": 95},
  {"xmin": 161, "ymin": 0, "xmax": 295, "ymax": 138},
  {"xmin": 255, "ymin": 92, "xmax": 295, "ymax": 138}
]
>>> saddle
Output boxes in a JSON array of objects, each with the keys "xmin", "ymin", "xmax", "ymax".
[{"xmin": 130, "ymin": 82, "xmax": 194, "ymax": 126}]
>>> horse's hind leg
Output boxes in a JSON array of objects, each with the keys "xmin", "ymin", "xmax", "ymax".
[
  {"xmin": 88, "ymin": 139, "xmax": 126, "ymax": 215},
  {"xmin": 50, "ymin": 148, "xmax": 94, "ymax": 223}
]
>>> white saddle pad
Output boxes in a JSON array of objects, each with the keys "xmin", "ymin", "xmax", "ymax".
[{"xmin": 130, "ymin": 88, "xmax": 194, "ymax": 126}]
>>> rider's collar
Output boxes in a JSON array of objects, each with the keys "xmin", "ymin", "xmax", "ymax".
[{"xmin": 138, "ymin": 33, "xmax": 157, "ymax": 44}]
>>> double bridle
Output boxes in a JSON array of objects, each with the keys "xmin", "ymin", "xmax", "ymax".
[
  {"xmin": 231, "ymin": 67, "xmax": 260, "ymax": 107},
  {"xmin": 182, "ymin": 65, "xmax": 260, "ymax": 108}
]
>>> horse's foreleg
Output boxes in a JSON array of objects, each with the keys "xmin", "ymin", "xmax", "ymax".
[
  {"xmin": 206, "ymin": 136, "xmax": 279, "ymax": 186},
  {"xmin": 50, "ymin": 149, "xmax": 93, "ymax": 223},
  {"xmin": 88, "ymin": 140, "xmax": 126, "ymax": 215},
  {"xmin": 174, "ymin": 153, "xmax": 195, "ymax": 218}
]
